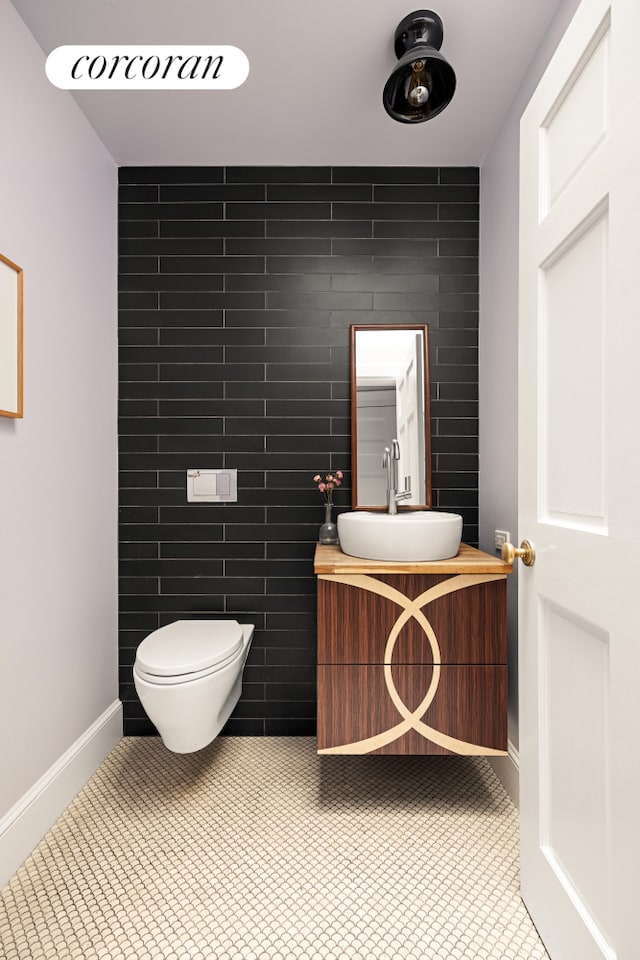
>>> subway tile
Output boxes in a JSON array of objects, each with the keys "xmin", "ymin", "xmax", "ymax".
[
  {"xmin": 159, "ymin": 291, "xmax": 265, "ymax": 310},
  {"xmin": 224, "ymin": 309, "xmax": 332, "ymax": 328},
  {"xmin": 119, "ymin": 435, "xmax": 157, "ymax": 454},
  {"xmin": 118, "ymin": 184, "xmax": 159, "ymax": 202},
  {"xmin": 375, "ymin": 220, "xmax": 479, "ymax": 239},
  {"xmin": 266, "ymin": 435, "xmax": 349, "ymax": 455},
  {"xmin": 440, "ymin": 274, "xmax": 479, "ymax": 293},
  {"xmin": 120, "ymin": 380, "xmax": 224, "ymax": 400},
  {"xmin": 159, "ymin": 506, "xmax": 265, "ymax": 525},
  {"xmin": 438, "ymin": 310, "xmax": 479, "ymax": 328},
  {"xmin": 159, "ymin": 327, "xmax": 263, "ymax": 346},
  {"xmin": 118, "ymin": 327, "xmax": 158, "ymax": 346},
  {"xmin": 374, "ymin": 184, "xmax": 478, "ymax": 203},
  {"xmin": 119, "ymin": 291, "xmax": 158, "ymax": 310},
  {"xmin": 119, "ymin": 309, "xmax": 223, "ymax": 328},
  {"xmin": 160, "ymin": 184, "xmax": 264, "ymax": 202},
  {"xmin": 119, "ymin": 471, "xmax": 158, "ymax": 489},
  {"xmin": 119, "ymin": 399, "xmax": 158, "ymax": 417},
  {"xmin": 266, "ymin": 290, "xmax": 372, "ymax": 311},
  {"xmin": 438, "ymin": 382, "xmax": 479, "ymax": 400},
  {"xmin": 119, "ymin": 167, "xmax": 224, "ymax": 184},
  {"xmin": 439, "ymin": 167, "xmax": 480, "ymax": 184},
  {"xmin": 266, "ymin": 256, "xmax": 374, "ymax": 275},
  {"xmin": 265, "ymin": 399, "xmax": 348, "ymax": 418},
  {"xmin": 332, "ymin": 238, "xmax": 438, "ymax": 256},
  {"xmin": 331, "ymin": 273, "xmax": 438, "ymax": 293},
  {"xmin": 371, "ymin": 256, "xmax": 476, "ymax": 275},
  {"xmin": 121, "ymin": 202, "xmax": 223, "ymax": 220},
  {"xmin": 119, "ymin": 417, "xmax": 223, "ymax": 436},
  {"xmin": 332, "ymin": 167, "xmax": 439, "ymax": 184},
  {"xmin": 160, "ymin": 577, "xmax": 266, "ymax": 595},
  {"xmin": 160, "ymin": 541, "xmax": 265, "ymax": 559},
  {"xmin": 159, "ymin": 255, "xmax": 264, "ymax": 274},
  {"xmin": 222, "ymin": 718, "xmax": 266, "ymax": 735},
  {"xmin": 119, "ymin": 487, "xmax": 182, "ymax": 507},
  {"xmin": 159, "ymin": 363, "xmax": 265, "ymax": 382},
  {"xmin": 120, "ymin": 274, "xmax": 226, "ymax": 292},
  {"xmin": 119, "ymin": 453, "xmax": 225, "ymax": 470},
  {"xmin": 225, "ymin": 417, "xmax": 331, "ymax": 436},
  {"xmin": 161, "ymin": 220, "xmax": 265, "ymax": 238},
  {"xmin": 227, "ymin": 202, "xmax": 331, "ymax": 220},
  {"xmin": 431, "ymin": 400, "xmax": 478, "ymax": 418},
  {"xmin": 434, "ymin": 416, "xmax": 479, "ymax": 437},
  {"xmin": 225, "ymin": 380, "xmax": 330, "ymax": 400},
  {"xmin": 226, "ymin": 273, "xmax": 331, "ymax": 292},
  {"xmin": 437, "ymin": 346, "xmax": 478, "ymax": 365},
  {"xmin": 119, "ymin": 256, "xmax": 158, "ymax": 275},
  {"xmin": 438, "ymin": 203, "xmax": 480, "ymax": 221},
  {"xmin": 120, "ymin": 237, "xmax": 224, "ymax": 256},
  {"xmin": 436, "ymin": 454, "xmax": 479, "ymax": 472},
  {"xmin": 267, "ymin": 184, "xmax": 371, "ymax": 202},
  {"xmin": 334, "ymin": 202, "xmax": 437, "ymax": 221},
  {"xmin": 225, "ymin": 344, "xmax": 330, "ymax": 364},
  {"xmin": 120, "ymin": 345, "xmax": 223, "ymax": 364},
  {"xmin": 264, "ymin": 719, "xmax": 316, "ymax": 735},
  {"xmin": 119, "ymin": 219, "xmax": 159, "ymax": 238},
  {"xmin": 226, "ymin": 167, "xmax": 331, "ymax": 183},
  {"xmin": 438, "ymin": 238, "xmax": 479, "ymax": 256},
  {"xmin": 225, "ymin": 237, "xmax": 331, "ymax": 256},
  {"xmin": 158, "ymin": 399, "xmax": 263, "ymax": 417},
  {"xmin": 267, "ymin": 220, "xmax": 372, "ymax": 238},
  {"xmin": 119, "ymin": 164, "xmax": 479, "ymax": 737},
  {"xmin": 429, "ymin": 328, "xmax": 478, "ymax": 348}
]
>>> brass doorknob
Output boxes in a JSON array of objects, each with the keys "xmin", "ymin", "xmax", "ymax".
[{"xmin": 501, "ymin": 539, "xmax": 535, "ymax": 566}]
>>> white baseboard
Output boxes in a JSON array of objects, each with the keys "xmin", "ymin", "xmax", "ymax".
[
  {"xmin": 487, "ymin": 739, "xmax": 520, "ymax": 809},
  {"xmin": 0, "ymin": 700, "xmax": 122, "ymax": 890}
]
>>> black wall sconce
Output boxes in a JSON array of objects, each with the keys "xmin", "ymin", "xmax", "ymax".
[{"xmin": 383, "ymin": 9, "xmax": 456, "ymax": 123}]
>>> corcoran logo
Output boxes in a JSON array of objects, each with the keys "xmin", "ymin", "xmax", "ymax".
[{"xmin": 45, "ymin": 45, "xmax": 249, "ymax": 90}]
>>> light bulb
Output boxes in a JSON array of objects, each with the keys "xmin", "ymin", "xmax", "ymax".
[{"xmin": 406, "ymin": 59, "xmax": 430, "ymax": 108}]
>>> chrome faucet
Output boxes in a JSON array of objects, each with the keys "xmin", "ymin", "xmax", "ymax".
[{"xmin": 383, "ymin": 439, "xmax": 412, "ymax": 515}]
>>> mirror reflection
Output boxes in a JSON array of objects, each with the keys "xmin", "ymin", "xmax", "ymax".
[{"xmin": 350, "ymin": 325, "xmax": 431, "ymax": 510}]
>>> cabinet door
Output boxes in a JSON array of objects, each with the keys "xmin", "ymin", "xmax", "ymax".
[
  {"xmin": 317, "ymin": 664, "xmax": 508, "ymax": 755},
  {"xmin": 317, "ymin": 575, "xmax": 507, "ymax": 664}
]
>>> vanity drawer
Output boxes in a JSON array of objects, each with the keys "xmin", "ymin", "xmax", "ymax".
[
  {"xmin": 317, "ymin": 663, "xmax": 508, "ymax": 755},
  {"xmin": 317, "ymin": 574, "xmax": 507, "ymax": 665}
]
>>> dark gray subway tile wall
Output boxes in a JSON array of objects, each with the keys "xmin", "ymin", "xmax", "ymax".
[{"xmin": 118, "ymin": 166, "xmax": 479, "ymax": 737}]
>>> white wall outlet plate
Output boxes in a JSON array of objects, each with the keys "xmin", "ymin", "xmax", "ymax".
[
  {"xmin": 186, "ymin": 469, "xmax": 237, "ymax": 503},
  {"xmin": 494, "ymin": 529, "xmax": 510, "ymax": 551}
]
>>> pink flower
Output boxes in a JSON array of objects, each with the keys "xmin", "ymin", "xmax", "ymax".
[{"xmin": 313, "ymin": 469, "xmax": 343, "ymax": 504}]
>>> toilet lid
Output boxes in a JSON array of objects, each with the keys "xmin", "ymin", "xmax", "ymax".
[{"xmin": 136, "ymin": 619, "xmax": 244, "ymax": 677}]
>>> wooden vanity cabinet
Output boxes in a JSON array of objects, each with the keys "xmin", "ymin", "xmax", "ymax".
[{"xmin": 314, "ymin": 544, "xmax": 513, "ymax": 756}]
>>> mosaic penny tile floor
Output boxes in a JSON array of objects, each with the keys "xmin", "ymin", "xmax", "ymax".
[{"xmin": 0, "ymin": 737, "xmax": 549, "ymax": 959}]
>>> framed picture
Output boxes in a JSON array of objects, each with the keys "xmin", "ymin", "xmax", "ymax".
[{"xmin": 0, "ymin": 252, "xmax": 23, "ymax": 418}]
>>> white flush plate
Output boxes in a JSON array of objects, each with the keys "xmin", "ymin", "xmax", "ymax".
[{"xmin": 186, "ymin": 469, "xmax": 237, "ymax": 503}]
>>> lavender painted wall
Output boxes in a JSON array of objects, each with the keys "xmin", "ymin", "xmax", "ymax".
[{"xmin": 0, "ymin": 0, "xmax": 118, "ymax": 819}]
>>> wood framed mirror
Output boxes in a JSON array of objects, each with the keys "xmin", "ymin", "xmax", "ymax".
[
  {"xmin": 0, "ymin": 253, "xmax": 23, "ymax": 419},
  {"xmin": 350, "ymin": 324, "xmax": 431, "ymax": 510}
]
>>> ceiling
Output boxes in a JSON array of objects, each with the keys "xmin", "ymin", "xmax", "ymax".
[{"xmin": 12, "ymin": 0, "xmax": 565, "ymax": 167}]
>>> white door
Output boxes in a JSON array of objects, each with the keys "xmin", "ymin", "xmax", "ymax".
[{"xmin": 518, "ymin": 0, "xmax": 640, "ymax": 958}]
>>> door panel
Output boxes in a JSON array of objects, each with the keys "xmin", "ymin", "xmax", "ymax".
[{"xmin": 519, "ymin": 0, "xmax": 640, "ymax": 958}]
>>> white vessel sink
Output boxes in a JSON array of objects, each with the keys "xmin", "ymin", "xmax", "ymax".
[{"xmin": 337, "ymin": 511, "xmax": 463, "ymax": 562}]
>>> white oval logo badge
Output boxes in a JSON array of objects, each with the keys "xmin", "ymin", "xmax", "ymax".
[{"xmin": 46, "ymin": 45, "xmax": 249, "ymax": 90}]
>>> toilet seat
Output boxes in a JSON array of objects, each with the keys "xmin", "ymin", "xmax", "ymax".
[{"xmin": 135, "ymin": 619, "xmax": 245, "ymax": 683}]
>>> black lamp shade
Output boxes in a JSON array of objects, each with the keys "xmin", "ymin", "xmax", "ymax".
[{"xmin": 383, "ymin": 10, "xmax": 456, "ymax": 124}]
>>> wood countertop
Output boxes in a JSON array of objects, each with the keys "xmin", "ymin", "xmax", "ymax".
[{"xmin": 314, "ymin": 542, "xmax": 513, "ymax": 575}]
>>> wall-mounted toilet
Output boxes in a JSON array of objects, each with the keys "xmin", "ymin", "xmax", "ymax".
[{"xmin": 133, "ymin": 619, "xmax": 254, "ymax": 753}]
